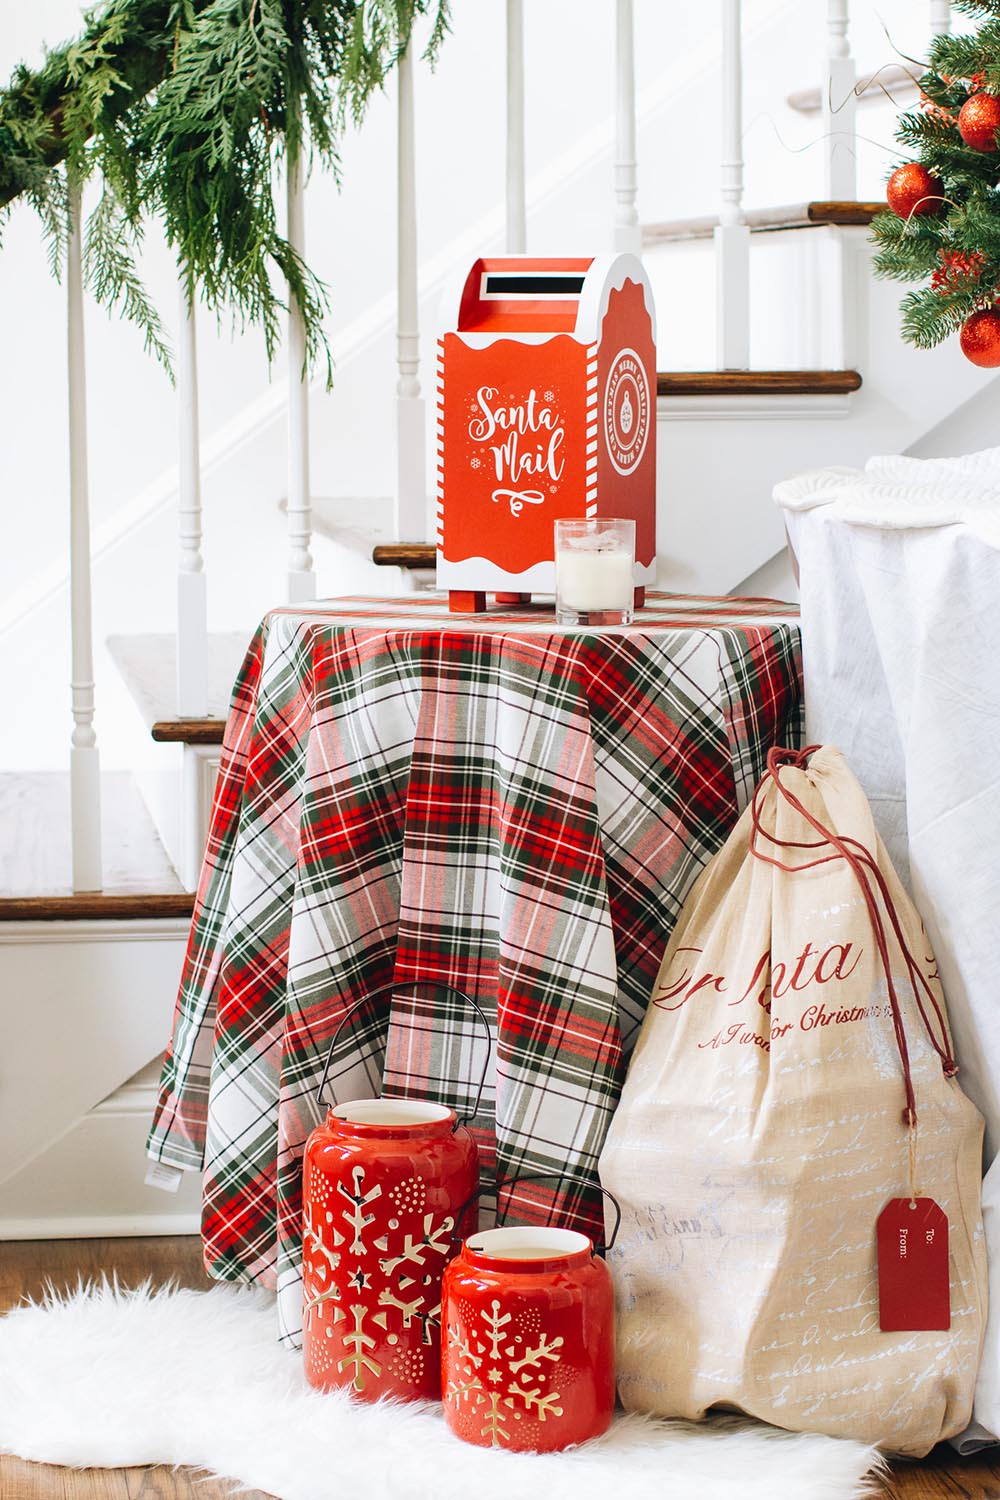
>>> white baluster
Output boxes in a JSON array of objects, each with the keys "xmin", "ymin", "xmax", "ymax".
[
  {"xmin": 396, "ymin": 42, "xmax": 426, "ymax": 542},
  {"xmin": 506, "ymin": 0, "xmax": 527, "ymax": 253},
  {"xmin": 286, "ymin": 154, "xmax": 316, "ymax": 602},
  {"xmin": 176, "ymin": 277, "xmax": 208, "ymax": 716},
  {"xmin": 715, "ymin": 0, "xmax": 750, "ymax": 369},
  {"xmin": 66, "ymin": 174, "xmax": 102, "ymax": 892},
  {"xmin": 929, "ymin": 1, "xmax": 951, "ymax": 37},
  {"xmin": 614, "ymin": 0, "xmax": 641, "ymax": 256},
  {"xmin": 823, "ymin": 0, "xmax": 857, "ymax": 201}
]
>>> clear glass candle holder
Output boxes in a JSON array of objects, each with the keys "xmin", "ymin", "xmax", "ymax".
[{"xmin": 554, "ymin": 518, "xmax": 636, "ymax": 626}]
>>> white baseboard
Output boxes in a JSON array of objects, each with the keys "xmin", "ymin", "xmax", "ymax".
[{"xmin": 1, "ymin": 1214, "xmax": 202, "ymax": 1242}]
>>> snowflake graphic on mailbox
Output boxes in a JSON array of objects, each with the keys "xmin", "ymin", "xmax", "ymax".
[{"xmin": 436, "ymin": 255, "xmax": 657, "ymax": 608}]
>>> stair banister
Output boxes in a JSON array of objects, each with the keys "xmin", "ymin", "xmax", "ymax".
[
  {"xmin": 929, "ymin": 1, "xmax": 951, "ymax": 36},
  {"xmin": 614, "ymin": 0, "xmax": 641, "ymax": 256},
  {"xmin": 176, "ymin": 277, "xmax": 209, "ymax": 716},
  {"xmin": 286, "ymin": 154, "xmax": 317, "ymax": 602},
  {"xmin": 66, "ymin": 173, "xmax": 103, "ymax": 893},
  {"xmin": 396, "ymin": 41, "xmax": 427, "ymax": 544},
  {"xmin": 506, "ymin": 0, "xmax": 527, "ymax": 253},
  {"xmin": 824, "ymin": 0, "xmax": 857, "ymax": 201},
  {"xmin": 715, "ymin": 0, "xmax": 750, "ymax": 369}
]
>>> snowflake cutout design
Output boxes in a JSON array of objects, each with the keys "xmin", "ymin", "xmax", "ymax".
[
  {"xmin": 445, "ymin": 1299, "xmax": 566, "ymax": 1445},
  {"xmin": 302, "ymin": 1196, "xmax": 344, "ymax": 1334},
  {"xmin": 338, "ymin": 1164, "xmax": 382, "ymax": 1255},
  {"xmin": 338, "ymin": 1304, "xmax": 382, "ymax": 1391},
  {"xmin": 304, "ymin": 1164, "xmax": 459, "ymax": 1391}
]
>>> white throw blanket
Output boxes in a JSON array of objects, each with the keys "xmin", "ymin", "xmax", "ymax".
[
  {"xmin": 0, "ymin": 1282, "xmax": 881, "ymax": 1500},
  {"xmin": 775, "ymin": 448, "xmax": 1000, "ymax": 542},
  {"xmin": 775, "ymin": 447, "xmax": 1000, "ymax": 1450}
]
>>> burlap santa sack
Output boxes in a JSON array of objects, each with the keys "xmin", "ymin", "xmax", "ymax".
[{"xmin": 599, "ymin": 745, "xmax": 987, "ymax": 1456}]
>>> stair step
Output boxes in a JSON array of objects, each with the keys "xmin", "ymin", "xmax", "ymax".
[
  {"xmin": 372, "ymin": 544, "xmax": 437, "ymax": 570},
  {"xmin": 108, "ymin": 631, "xmax": 248, "ymax": 747},
  {"xmin": 294, "ymin": 495, "xmax": 396, "ymax": 552},
  {"xmin": 658, "ymin": 370, "xmax": 862, "ymax": 397},
  {"xmin": 644, "ymin": 200, "xmax": 885, "ymax": 246},
  {"xmin": 151, "ymin": 717, "xmax": 226, "ymax": 746},
  {"xmin": 0, "ymin": 772, "xmax": 193, "ymax": 920}
]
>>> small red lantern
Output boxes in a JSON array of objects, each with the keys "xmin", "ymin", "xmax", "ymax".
[
  {"xmin": 441, "ymin": 1182, "xmax": 618, "ymax": 1451},
  {"xmin": 302, "ymin": 984, "xmax": 487, "ymax": 1401}
]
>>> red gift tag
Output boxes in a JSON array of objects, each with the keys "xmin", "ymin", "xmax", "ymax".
[{"xmin": 876, "ymin": 1197, "xmax": 950, "ymax": 1332}]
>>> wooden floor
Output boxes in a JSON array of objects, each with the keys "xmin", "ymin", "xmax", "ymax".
[{"xmin": 1, "ymin": 1237, "xmax": 999, "ymax": 1498}]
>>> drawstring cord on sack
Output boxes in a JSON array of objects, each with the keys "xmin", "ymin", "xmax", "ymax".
[
  {"xmin": 750, "ymin": 746, "xmax": 957, "ymax": 1205},
  {"xmin": 763, "ymin": 750, "xmax": 955, "ymax": 1077}
]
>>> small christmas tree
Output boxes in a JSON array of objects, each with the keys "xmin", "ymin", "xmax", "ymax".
[{"xmin": 872, "ymin": 0, "xmax": 1000, "ymax": 366}]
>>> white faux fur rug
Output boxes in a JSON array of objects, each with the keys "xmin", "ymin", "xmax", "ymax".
[{"xmin": 0, "ymin": 1282, "xmax": 882, "ymax": 1500}]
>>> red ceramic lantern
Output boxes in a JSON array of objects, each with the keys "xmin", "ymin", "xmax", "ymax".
[
  {"xmin": 441, "ymin": 1193, "xmax": 618, "ymax": 1452},
  {"xmin": 301, "ymin": 984, "xmax": 487, "ymax": 1402}
]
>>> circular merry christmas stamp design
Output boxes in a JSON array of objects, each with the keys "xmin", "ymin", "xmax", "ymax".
[{"xmin": 603, "ymin": 348, "xmax": 650, "ymax": 476}]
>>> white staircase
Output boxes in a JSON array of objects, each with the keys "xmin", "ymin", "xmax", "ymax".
[{"xmin": 2, "ymin": 0, "xmax": 997, "ymax": 1239}]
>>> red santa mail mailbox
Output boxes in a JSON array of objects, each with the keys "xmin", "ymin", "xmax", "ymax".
[{"xmin": 436, "ymin": 255, "xmax": 656, "ymax": 612}]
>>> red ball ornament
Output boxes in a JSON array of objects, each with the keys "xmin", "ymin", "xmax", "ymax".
[
  {"xmin": 958, "ymin": 91, "xmax": 1000, "ymax": 152},
  {"xmin": 886, "ymin": 163, "xmax": 945, "ymax": 218},
  {"xmin": 960, "ymin": 308, "xmax": 1000, "ymax": 367}
]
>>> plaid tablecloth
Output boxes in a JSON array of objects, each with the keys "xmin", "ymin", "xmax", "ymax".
[{"xmin": 148, "ymin": 592, "xmax": 803, "ymax": 1345}]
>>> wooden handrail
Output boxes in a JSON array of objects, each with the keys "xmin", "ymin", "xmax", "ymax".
[{"xmin": 658, "ymin": 369, "xmax": 862, "ymax": 396}]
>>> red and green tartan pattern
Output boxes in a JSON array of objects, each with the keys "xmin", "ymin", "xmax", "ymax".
[{"xmin": 147, "ymin": 594, "xmax": 802, "ymax": 1345}]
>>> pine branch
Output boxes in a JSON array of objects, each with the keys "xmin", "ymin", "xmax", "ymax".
[
  {"xmin": 900, "ymin": 281, "xmax": 986, "ymax": 348},
  {"xmin": 338, "ymin": 0, "xmax": 449, "ymax": 127},
  {"xmin": 0, "ymin": 0, "xmax": 451, "ymax": 382},
  {"xmin": 85, "ymin": 186, "xmax": 173, "ymax": 372},
  {"xmin": 917, "ymin": 68, "xmax": 967, "ymax": 113},
  {"xmin": 870, "ymin": 208, "xmax": 946, "ymax": 281},
  {"xmin": 931, "ymin": 25, "xmax": 1000, "ymax": 83},
  {"xmin": 956, "ymin": 189, "xmax": 1000, "ymax": 258},
  {"xmin": 0, "ymin": 1, "xmax": 215, "ymax": 211},
  {"xmin": 894, "ymin": 110, "xmax": 999, "ymax": 187}
]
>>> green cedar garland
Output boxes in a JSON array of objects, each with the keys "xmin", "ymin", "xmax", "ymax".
[
  {"xmin": 0, "ymin": 0, "xmax": 450, "ymax": 382},
  {"xmin": 872, "ymin": 0, "xmax": 1000, "ymax": 351}
]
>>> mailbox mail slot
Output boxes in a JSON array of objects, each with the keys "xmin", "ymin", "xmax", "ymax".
[{"xmin": 436, "ymin": 254, "xmax": 657, "ymax": 612}]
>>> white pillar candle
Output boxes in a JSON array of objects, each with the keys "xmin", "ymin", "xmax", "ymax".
[{"xmin": 556, "ymin": 546, "xmax": 634, "ymax": 611}]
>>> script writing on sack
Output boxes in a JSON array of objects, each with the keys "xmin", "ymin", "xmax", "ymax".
[{"xmin": 654, "ymin": 940, "xmax": 896, "ymax": 1052}]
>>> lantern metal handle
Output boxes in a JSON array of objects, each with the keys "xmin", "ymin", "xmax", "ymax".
[
  {"xmin": 315, "ymin": 980, "xmax": 493, "ymax": 1133},
  {"xmin": 496, "ymin": 1172, "xmax": 622, "ymax": 1257}
]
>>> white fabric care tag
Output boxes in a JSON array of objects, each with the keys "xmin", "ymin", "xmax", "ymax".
[{"xmin": 145, "ymin": 1161, "xmax": 184, "ymax": 1194}]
